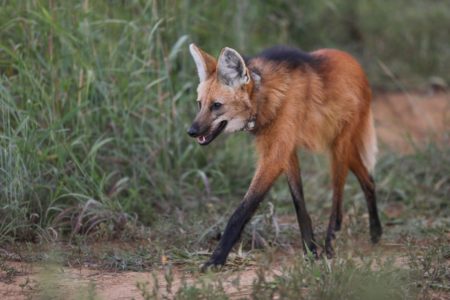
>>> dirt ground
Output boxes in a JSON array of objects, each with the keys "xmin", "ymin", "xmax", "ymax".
[
  {"xmin": 1, "ymin": 92, "xmax": 449, "ymax": 299},
  {"xmin": 0, "ymin": 261, "xmax": 270, "ymax": 299}
]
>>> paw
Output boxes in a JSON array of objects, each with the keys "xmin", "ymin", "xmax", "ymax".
[
  {"xmin": 325, "ymin": 242, "xmax": 335, "ymax": 259},
  {"xmin": 334, "ymin": 218, "xmax": 342, "ymax": 231},
  {"xmin": 304, "ymin": 243, "xmax": 319, "ymax": 260},
  {"xmin": 370, "ymin": 225, "xmax": 382, "ymax": 244},
  {"xmin": 200, "ymin": 259, "xmax": 225, "ymax": 273}
]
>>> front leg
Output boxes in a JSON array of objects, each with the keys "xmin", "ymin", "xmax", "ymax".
[{"xmin": 202, "ymin": 160, "xmax": 282, "ymax": 270}]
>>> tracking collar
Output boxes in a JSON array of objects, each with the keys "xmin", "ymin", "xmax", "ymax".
[
  {"xmin": 243, "ymin": 71, "xmax": 260, "ymax": 132},
  {"xmin": 244, "ymin": 115, "xmax": 256, "ymax": 131}
]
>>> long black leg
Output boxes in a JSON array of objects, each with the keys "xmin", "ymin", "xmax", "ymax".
[
  {"xmin": 202, "ymin": 162, "xmax": 282, "ymax": 270},
  {"xmin": 325, "ymin": 155, "xmax": 349, "ymax": 258},
  {"xmin": 349, "ymin": 151, "xmax": 382, "ymax": 244},
  {"xmin": 355, "ymin": 174, "xmax": 382, "ymax": 243},
  {"xmin": 202, "ymin": 191, "xmax": 266, "ymax": 269},
  {"xmin": 285, "ymin": 153, "xmax": 317, "ymax": 256}
]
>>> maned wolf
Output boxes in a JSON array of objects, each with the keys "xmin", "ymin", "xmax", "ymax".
[{"xmin": 187, "ymin": 44, "xmax": 382, "ymax": 270}]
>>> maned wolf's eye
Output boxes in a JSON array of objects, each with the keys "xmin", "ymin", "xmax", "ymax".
[
  {"xmin": 197, "ymin": 101, "xmax": 201, "ymax": 110},
  {"xmin": 211, "ymin": 102, "xmax": 222, "ymax": 111}
]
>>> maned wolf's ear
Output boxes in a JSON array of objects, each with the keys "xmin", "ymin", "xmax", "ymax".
[
  {"xmin": 189, "ymin": 44, "xmax": 217, "ymax": 82},
  {"xmin": 217, "ymin": 47, "xmax": 249, "ymax": 87}
]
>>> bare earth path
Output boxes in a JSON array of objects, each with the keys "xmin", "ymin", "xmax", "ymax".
[
  {"xmin": 1, "ymin": 92, "xmax": 449, "ymax": 299},
  {"xmin": 1, "ymin": 261, "xmax": 269, "ymax": 299}
]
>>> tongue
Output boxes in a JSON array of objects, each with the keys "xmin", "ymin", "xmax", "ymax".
[{"xmin": 197, "ymin": 136, "xmax": 207, "ymax": 143}]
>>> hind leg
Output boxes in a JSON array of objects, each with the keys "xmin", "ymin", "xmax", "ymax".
[
  {"xmin": 334, "ymin": 193, "xmax": 343, "ymax": 231},
  {"xmin": 325, "ymin": 145, "xmax": 350, "ymax": 258},
  {"xmin": 350, "ymin": 153, "xmax": 382, "ymax": 243}
]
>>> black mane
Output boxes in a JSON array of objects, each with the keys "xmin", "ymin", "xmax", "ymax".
[{"xmin": 250, "ymin": 46, "xmax": 322, "ymax": 69}]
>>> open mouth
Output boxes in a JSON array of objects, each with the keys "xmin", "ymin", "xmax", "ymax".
[{"xmin": 196, "ymin": 121, "xmax": 227, "ymax": 145}]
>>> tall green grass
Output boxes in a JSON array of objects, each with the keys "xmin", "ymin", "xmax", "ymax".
[
  {"xmin": 0, "ymin": 1, "xmax": 255, "ymax": 242},
  {"xmin": 0, "ymin": 0, "xmax": 449, "ymax": 243}
]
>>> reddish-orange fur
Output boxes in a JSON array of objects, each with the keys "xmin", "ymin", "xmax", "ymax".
[
  {"xmin": 252, "ymin": 50, "xmax": 375, "ymax": 226},
  {"xmin": 189, "ymin": 45, "xmax": 382, "ymax": 267}
]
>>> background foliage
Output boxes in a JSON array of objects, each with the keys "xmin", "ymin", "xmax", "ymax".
[{"xmin": 0, "ymin": 0, "xmax": 449, "ymax": 244}]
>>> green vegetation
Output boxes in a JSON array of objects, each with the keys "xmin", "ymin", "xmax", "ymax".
[
  {"xmin": 1, "ymin": 0, "xmax": 449, "ymax": 244},
  {"xmin": 139, "ymin": 237, "xmax": 448, "ymax": 299},
  {"xmin": 0, "ymin": 1, "xmax": 449, "ymax": 298}
]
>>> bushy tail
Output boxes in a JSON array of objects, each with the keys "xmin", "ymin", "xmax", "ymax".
[{"xmin": 359, "ymin": 110, "xmax": 378, "ymax": 173}]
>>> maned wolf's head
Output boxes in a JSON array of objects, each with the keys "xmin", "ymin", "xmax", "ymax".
[{"xmin": 187, "ymin": 44, "xmax": 257, "ymax": 145}]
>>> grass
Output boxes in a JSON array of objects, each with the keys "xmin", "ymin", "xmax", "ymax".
[
  {"xmin": 2, "ymin": 145, "xmax": 448, "ymax": 298},
  {"xmin": 0, "ymin": 1, "xmax": 449, "ymax": 299},
  {"xmin": 132, "ymin": 235, "xmax": 448, "ymax": 299},
  {"xmin": 1, "ymin": 1, "xmax": 450, "ymax": 244}
]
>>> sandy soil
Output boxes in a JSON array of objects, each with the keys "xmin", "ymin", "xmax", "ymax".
[
  {"xmin": 1, "ymin": 261, "xmax": 269, "ymax": 299},
  {"xmin": 1, "ymin": 92, "xmax": 449, "ymax": 299}
]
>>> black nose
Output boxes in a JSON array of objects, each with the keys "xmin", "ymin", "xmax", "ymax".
[{"xmin": 187, "ymin": 123, "xmax": 200, "ymax": 137}]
